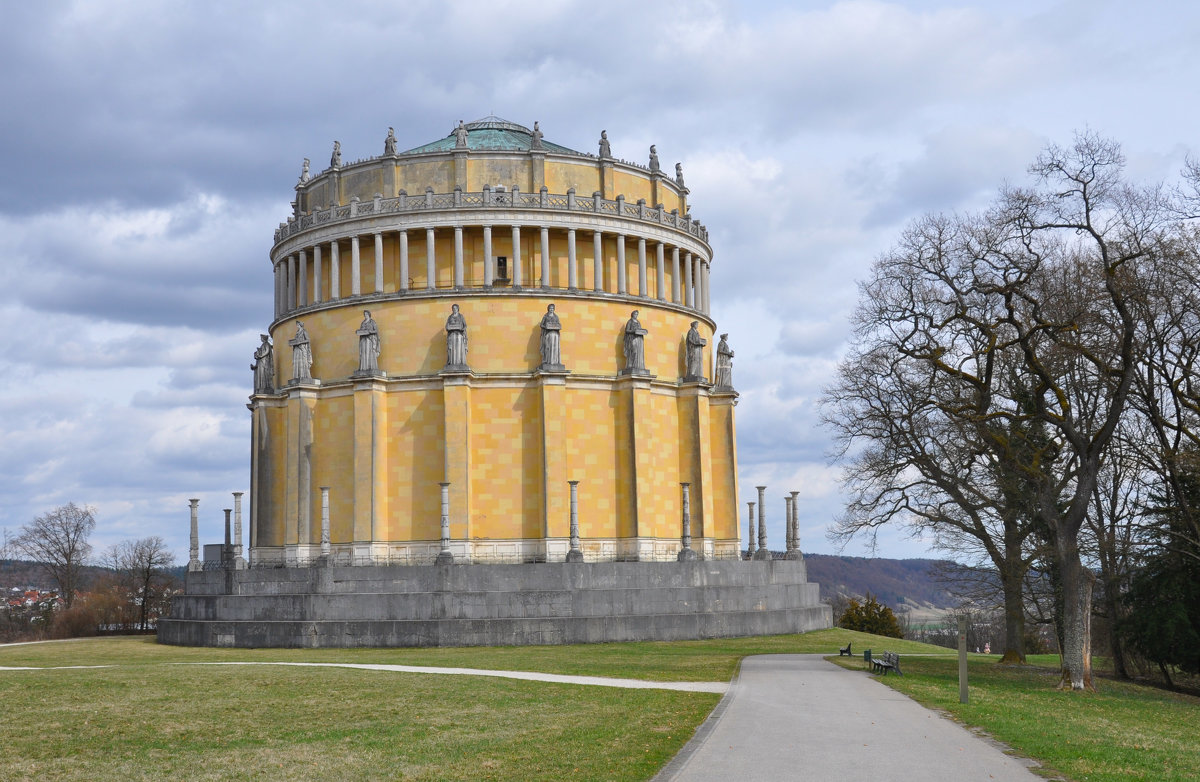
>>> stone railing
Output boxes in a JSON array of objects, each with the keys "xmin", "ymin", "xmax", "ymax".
[{"xmin": 275, "ymin": 186, "xmax": 708, "ymax": 246}]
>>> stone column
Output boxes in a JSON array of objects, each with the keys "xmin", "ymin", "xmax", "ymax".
[
  {"xmin": 188, "ymin": 499, "xmax": 201, "ymax": 572},
  {"xmin": 232, "ymin": 491, "xmax": 245, "ymax": 569},
  {"xmin": 436, "ymin": 482, "xmax": 454, "ymax": 564},
  {"xmin": 399, "ymin": 230, "xmax": 409, "ymax": 290},
  {"xmin": 426, "ymin": 227, "xmax": 436, "ymax": 289},
  {"xmin": 273, "ymin": 262, "xmax": 281, "ymax": 318},
  {"xmin": 454, "ymin": 226, "xmax": 464, "ymax": 288},
  {"xmin": 693, "ymin": 256, "xmax": 703, "ymax": 311},
  {"xmin": 684, "ymin": 252, "xmax": 694, "ymax": 308},
  {"xmin": 374, "ymin": 232, "xmax": 384, "ymax": 293},
  {"xmin": 351, "ymin": 235, "xmax": 362, "ymax": 295},
  {"xmin": 616, "ymin": 234, "xmax": 627, "ymax": 294},
  {"xmin": 786, "ymin": 490, "xmax": 803, "ymax": 560},
  {"xmin": 566, "ymin": 480, "xmax": 583, "ymax": 562},
  {"xmin": 298, "ymin": 250, "xmax": 308, "ymax": 307},
  {"xmin": 313, "ymin": 244, "xmax": 323, "ymax": 303},
  {"xmin": 539, "ymin": 226, "xmax": 550, "ymax": 288},
  {"xmin": 567, "ymin": 228, "xmax": 577, "ymax": 289},
  {"xmin": 593, "ymin": 231, "xmax": 603, "ymax": 291},
  {"xmin": 784, "ymin": 495, "xmax": 794, "ymax": 551},
  {"xmin": 672, "ymin": 247, "xmax": 681, "ymax": 303},
  {"xmin": 330, "ymin": 241, "xmax": 341, "ymax": 299},
  {"xmin": 746, "ymin": 501, "xmax": 756, "ymax": 559},
  {"xmin": 512, "ymin": 224, "xmax": 522, "ymax": 286},
  {"xmin": 223, "ymin": 508, "xmax": 233, "ymax": 563},
  {"xmin": 703, "ymin": 262, "xmax": 711, "ymax": 313},
  {"xmin": 753, "ymin": 486, "xmax": 770, "ymax": 560},
  {"xmin": 656, "ymin": 242, "xmax": 666, "ymax": 301},
  {"xmin": 320, "ymin": 486, "xmax": 331, "ymax": 558},
  {"xmin": 483, "ymin": 225, "xmax": 493, "ymax": 286},
  {"xmin": 287, "ymin": 255, "xmax": 296, "ymax": 312},
  {"xmin": 637, "ymin": 237, "xmax": 647, "ymax": 296},
  {"xmin": 678, "ymin": 483, "xmax": 697, "ymax": 561}
]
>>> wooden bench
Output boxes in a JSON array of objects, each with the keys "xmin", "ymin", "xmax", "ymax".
[
  {"xmin": 871, "ymin": 651, "xmax": 903, "ymax": 676},
  {"xmin": 838, "ymin": 642, "xmax": 852, "ymax": 657}
]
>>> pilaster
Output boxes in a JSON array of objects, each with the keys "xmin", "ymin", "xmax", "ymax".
[
  {"xmin": 618, "ymin": 372, "xmax": 657, "ymax": 551},
  {"xmin": 442, "ymin": 372, "xmax": 473, "ymax": 544},
  {"xmin": 285, "ymin": 383, "xmax": 318, "ymax": 546},
  {"xmin": 682, "ymin": 382, "xmax": 714, "ymax": 541},
  {"xmin": 353, "ymin": 377, "xmax": 388, "ymax": 551},
  {"xmin": 538, "ymin": 373, "xmax": 570, "ymax": 547}
]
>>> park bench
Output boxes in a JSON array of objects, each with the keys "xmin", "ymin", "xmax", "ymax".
[
  {"xmin": 838, "ymin": 642, "xmax": 852, "ymax": 656},
  {"xmin": 871, "ymin": 651, "xmax": 903, "ymax": 676}
]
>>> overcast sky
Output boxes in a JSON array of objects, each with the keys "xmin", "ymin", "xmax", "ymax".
[{"xmin": 2, "ymin": 0, "xmax": 1198, "ymax": 566}]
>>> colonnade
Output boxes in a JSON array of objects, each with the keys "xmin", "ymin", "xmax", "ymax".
[{"xmin": 273, "ymin": 224, "xmax": 712, "ymax": 320}]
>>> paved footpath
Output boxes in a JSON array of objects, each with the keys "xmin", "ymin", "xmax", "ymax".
[{"xmin": 656, "ymin": 654, "xmax": 1047, "ymax": 782}]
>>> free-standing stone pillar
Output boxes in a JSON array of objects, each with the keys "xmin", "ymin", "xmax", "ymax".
[
  {"xmin": 374, "ymin": 232, "xmax": 384, "ymax": 293},
  {"xmin": 399, "ymin": 230, "xmax": 409, "ymax": 290},
  {"xmin": 567, "ymin": 229, "xmax": 577, "ymax": 289},
  {"xmin": 786, "ymin": 490, "xmax": 803, "ymax": 560},
  {"xmin": 540, "ymin": 226, "xmax": 550, "ymax": 287},
  {"xmin": 656, "ymin": 242, "xmax": 666, "ymax": 301},
  {"xmin": 637, "ymin": 237, "xmax": 647, "ymax": 296},
  {"xmin": 188, "ymin": 499, "xmax": 200, "ymax": 572},
  {"xmin": 616, "ymin": 234, "xmax": 627, "ymax": 294},
  {"xmin": 330, "ymin": 240, "xmax": 341, "ymax": 299},
  {"xmin": 223, "ymin": 508, "xmax": 233, "ymax": 562},
  {"xmin": 566, "ymin": 480, "xmax": 583, "ymax": 562},
  {"xmin": 684, "ymin": 252, "xmax": 694, "ymax": 307},
  {"xmin": 678, "ymin": 482, "xmax": 698, "ymax": 561},
  {"xmin": 784, "ymin": 495, "xmax": 794, "ymax": 552},
  {"xmin": 320, "ymin": 486, "xmax": 331, "ymax": 558},
  {"xmin": 232, "ymin": 491, "xmax": 245, "ymax": 569},
  {"xmin": 746, "ymin": 501, "xmax": 756, "ymax": 559},
  {"xmin": 483, "ymin": 225, "xmax": 493, "ymax": 286},
  {"xmin": 753, "ymin": 486, "xmax": 771, "ymax": 560},
  {"xmin": 436, "ymin": 482, "xmax": 454, "ymax": 565},
  {"xmin": 453, "ymin": 226, "xmax": 464, "ymax": 288},
  {"xmin": 672, "ymin": 247, "xmax": 681, "ymax": 303},
  {"xmin": 313, "ymin": 244, "xmax": 323, "ymax": 302},
  {"xmin": 593, "ymin": 231, "xmax": 603, "ymax": 291}
]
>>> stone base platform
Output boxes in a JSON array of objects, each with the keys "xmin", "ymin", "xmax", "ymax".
[{"xmin": 158, "ymin": 560, "xmax": 831, "ymax": 648}]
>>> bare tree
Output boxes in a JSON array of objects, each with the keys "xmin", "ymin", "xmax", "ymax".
[
  {"xmin": 10, "ymin": 504, "xmax": 96, "ymax": 608},
  {"xmin": 105, "ymin": 537, "xmax": 175, "ymax": 631},
  {"xmin": 825, "ymin": 133, "xmax": 1195, "ymax": 690}
]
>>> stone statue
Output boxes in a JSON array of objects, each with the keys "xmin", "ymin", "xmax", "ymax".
[
  {"xmin": 384, "ymin": 127, "xmax": 397, "ymax": 155},
  {"xmin": 598, "ymin": 130, "xmax": 611, "ymax": 159},
  {"xmin": 623, "ymin": 310, "xmax": 647, "ymax": 374},
  {"xmin": 356, "ymin": 310, "xmax": 380, "ymax": 374},
  {"xmin": 531, "ymin": 121, "xmax": 544, "ymax": 150},
  {"xmin": 675, "ymin": 162, "xmax": 685, "ymax": 188},
  {"xmin": 685, "ymin": 321, "xmax": 707, "ymax": 380},
  {"xmin": 648, "ymin": 145, "xmax": 660, "ymax": 173},
  {"xmin": 445, "ymin": 304, "xmax": 468, "ymax": 369},
  {"xmin": 298, "ymin": 158, "xmax": 310, "ymax": 184},
  {"xmin": 330, "ymin": 141, "xmax": 341, "ymax": 168},
  {"xmin": 454, "ymin": 120, "xmax": 468, "ymax": 149},
  {"xmin": 539, "ymin": 304, "xmax": 563, "ymax": 370},
  {"xmin": 289, "ymin": 321, "xmax": 313, "ymax": 381},
  {"xmin": 715, "ymin": 333, "xmax": 735, "ymax": 389},
  {"xmin": 252, "ymin": 334, "xmax": 274, "ymax": 394}
]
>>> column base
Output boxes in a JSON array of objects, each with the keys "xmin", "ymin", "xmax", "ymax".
[
  {"xmin": 677, "ymin": 548, "xmax": 700, "ymax": 562},
  {"xmin": 565, "ymin": 549, "xmax": 584, "ymax": 563},
  {"xmin": 784, "ymin": 550, "xmax": 805, "ymax": 561},
  {"xmin": 752, "ymin": 549, "xmax": 773, "ymax": 561},
  {"xmin": 435, "ymin": 550, "xmax": 455, "ymax": 565}
]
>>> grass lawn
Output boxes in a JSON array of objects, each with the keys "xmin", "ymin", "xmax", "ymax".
[
  {"xmin": 832, "ymin": 652, "xmax": 1200, "ymax": 782},
  {"xmin": 4, "ymin": 630, "xmax": 1197, "ymax": 781}
]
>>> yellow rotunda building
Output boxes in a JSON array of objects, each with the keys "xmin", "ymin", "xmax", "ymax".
[{"xmin": 250, "ymin": 117, "xmax": 740, "ymax": 566}]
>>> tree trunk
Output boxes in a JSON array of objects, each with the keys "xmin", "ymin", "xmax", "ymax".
[
  {"xmin": 999, "ymin": 553, "xmax": 1027, "ymax": 664},
  {"xmin": 1057, "ymin": 533, "xmax": 1096, "ymax": 691}
]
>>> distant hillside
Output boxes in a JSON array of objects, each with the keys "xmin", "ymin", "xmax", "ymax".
[
  {"xmin": 804, "ymin": 554, "xmax": 956, "ymax": 609},
  {"xmin": 0, "ymin": 559, "xmax": 186, "ymax": 592}
]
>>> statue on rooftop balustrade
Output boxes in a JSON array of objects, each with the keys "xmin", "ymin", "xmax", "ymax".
[
  {"xmin": 330, "ymin": 141, "xmax": 341, "ymax": 168},
  {"xmin": 675, "ymin": 162, "xmax": 685, "ymax": 188},
  {"xmin": 454, "ymin": 120, "xmax": 468, "ymax": 148},
  {"xmin": 649, "ymin": 145, "xmax": 660, "ymax": 172},
  {"xmin": 531, "ymin": 121, "xmax": 544, "ymax": 150},
  {"xmin": 384, "ymin": 127, "xmax": 397, "ymax": 155},
  {"xmin": 298, "ymin": 158, "xmax": 310, "ymax": 184},
  {"xmin": 599, "ymin": 130, "xmax": 611, "ymax": 159}
]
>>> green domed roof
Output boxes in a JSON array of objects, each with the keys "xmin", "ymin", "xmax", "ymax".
[{"xmin": 402, "ymin": 115, "xmax": 582, "ymax": 155}]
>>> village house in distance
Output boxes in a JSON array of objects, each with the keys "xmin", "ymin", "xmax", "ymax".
[{"xmin": 159, "ymin": 117, "xmax": 830, "ymax": 647}]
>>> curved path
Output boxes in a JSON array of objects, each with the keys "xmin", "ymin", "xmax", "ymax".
[{"xmin": 656, "ymin": 654, "xmax": 1046, "ymax": 781}]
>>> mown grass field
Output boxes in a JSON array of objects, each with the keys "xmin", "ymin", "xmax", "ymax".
[
  {"xmin": 2, "ymin": 630, "xmax": 1197, "ymax": 781},
  {"xmin": 832, "ymin": 651, "xmax": 1200, "ymax": 782}
]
